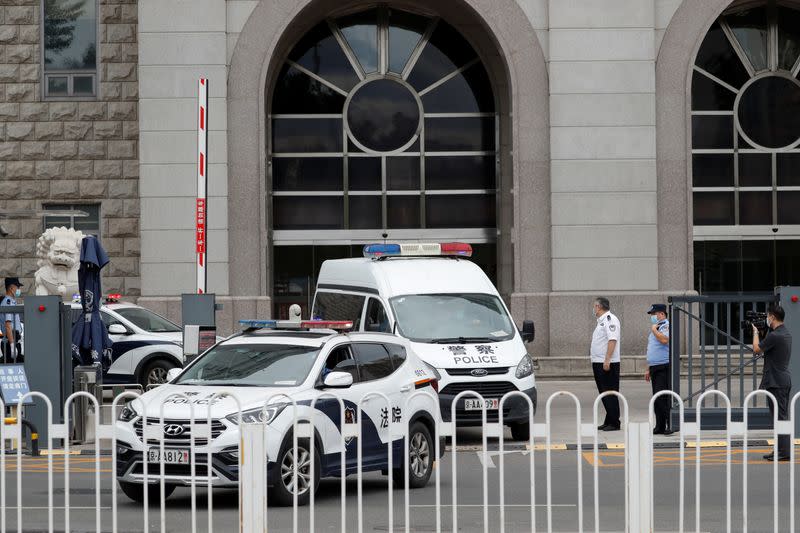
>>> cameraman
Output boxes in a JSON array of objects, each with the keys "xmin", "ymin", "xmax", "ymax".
[{"xmin": 752, "ymin": 305, "xmax": 792, "ymax": 461}]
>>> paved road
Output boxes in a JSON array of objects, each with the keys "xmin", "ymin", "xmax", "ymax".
[{"xmin": 2, "ymin": 443, "xmax": 797, "ymax": 532}]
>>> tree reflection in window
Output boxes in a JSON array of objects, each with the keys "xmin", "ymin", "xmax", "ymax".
[
  {"xmin": 44, "ymin": 0, "xmax": 96, "ymax": 70},
  {"xmin": 270, "ymin": 5, "xmax": 497, "ymax": 233}
]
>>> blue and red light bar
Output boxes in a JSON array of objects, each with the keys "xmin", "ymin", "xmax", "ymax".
[
  {"xmin": 239, "ymin": 319, "xmax": 353, "ymax": 332},
  {"xmin": 363, "ymin": 242, "xmax": 472, "ymax": 259}
]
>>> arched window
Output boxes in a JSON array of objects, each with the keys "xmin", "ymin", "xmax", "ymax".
[
  {"xmin": 692, "ymin": 0, "xmax": 800, "ymax": 292},
  {"xmin": 269, "ymin": 5, "xmax": 496, "ymax": 234},
  {"xmin": 268, "ymin": 6, "xmax": 498, "ymax": 316}
]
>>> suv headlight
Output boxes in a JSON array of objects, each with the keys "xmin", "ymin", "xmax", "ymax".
[
  {"xmin": 118, "ymin": 404, "xmax": 138, "ymax": 422},
  {"xmin": 515, "ymin": 354, "xmax": 534, "ymax": 379},
  {"xmin": 226, "ymin": 403, "xmax": 289, "ymax": 425}
]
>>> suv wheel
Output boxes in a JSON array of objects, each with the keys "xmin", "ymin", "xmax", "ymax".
[
  {"xmin": 270, "ymin": 437, "xmax": 320, "ymax": 506},
  {"xmin": 394, "ymin": 421, "xmax": 433, "ymax": 489},
  {"xmin": 140, "ymin": 358, "xmax": 177, "ymax": 389}
]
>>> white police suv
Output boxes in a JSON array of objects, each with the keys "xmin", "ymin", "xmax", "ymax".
[
  {"xmin": 70, "ymin": 295, "xmax": 184, "ymax": 387},
  {"xmin": 114, "ymin": 320, "xmax": 442, "ymax": 506}
]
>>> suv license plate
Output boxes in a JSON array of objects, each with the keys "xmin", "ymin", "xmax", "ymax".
[
  {"xmin": 464, "ymin": 398, "xmax": 499, "ymax": 410},
  {"xmin": 148, "ymin": 448, "xmax": 189, "ymax": 464}
]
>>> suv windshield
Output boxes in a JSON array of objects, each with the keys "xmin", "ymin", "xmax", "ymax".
[
  {"xmin": 390, "ymin": 293, "xmax": 515, "ymax": 343},
  {"xmin": 115, "ymin": 307, "xmax": 181, "ymax": 333},
  {"xmin": 174, "ymin": 344, "xmax": 320, "ymax": 387}
]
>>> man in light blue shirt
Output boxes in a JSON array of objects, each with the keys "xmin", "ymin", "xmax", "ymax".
[{"xmin": 645, "ymin": 304, "xmax": 671, "ymax": 435}]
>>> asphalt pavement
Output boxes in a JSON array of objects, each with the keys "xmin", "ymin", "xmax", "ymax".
[{"xmin": 2, "ymin": 441, "xmax": 797, "ymax": 532}]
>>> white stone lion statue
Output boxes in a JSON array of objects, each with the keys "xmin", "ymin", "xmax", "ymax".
[{"xmin": 34, "ymin": 227, "xmax": 84, "ymax": 298}]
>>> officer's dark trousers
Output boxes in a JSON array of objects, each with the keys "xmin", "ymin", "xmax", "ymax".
[
  {"xmin": 766, "ymin": 385, "xmax": 791, "ymax": 457},
  {"xmin": 592, "ymin": 362, "xmax": 620, "ymax": 427},
  {"xmin": 649, "ymin": 363, "xmax": 671, "ymax": 431}
]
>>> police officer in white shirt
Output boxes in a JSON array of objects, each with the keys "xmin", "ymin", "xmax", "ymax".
[{"xmin": 591, "ymin": 297, "xmax": 621, "ymax": 431}]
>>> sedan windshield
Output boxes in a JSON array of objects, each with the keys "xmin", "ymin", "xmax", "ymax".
[
  {"xmin": 390, "ymin": 293, "xmax": 515, "ymax": 343},
  {"xmin": 174, "ymin": 344, "xmax": 320, "ymax": 387},
  {"xmin": 115, "ymin": 307, "xmax": 181, "ymax": 333}
]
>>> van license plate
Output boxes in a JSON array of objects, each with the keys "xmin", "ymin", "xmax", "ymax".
[
  {"xmin": 464, "ymin": 399, "xmax": 499, "ymax": 410},
  {"xmin": 148, "ymin": 448, "xmax": 189, "ymax": 464}
]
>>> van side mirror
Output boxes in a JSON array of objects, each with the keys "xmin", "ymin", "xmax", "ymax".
[
  {"xmin": 520, "ymin": 320, "xmax": 535, "ymax": 343},
  {"xmin": 323, "ymin": 371, "xmax": 353, "ymax": 388}
]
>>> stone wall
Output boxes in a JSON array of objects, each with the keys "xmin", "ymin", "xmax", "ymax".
[{"xmin": 0, "ymin": 0, "xmax": 140, "ymax": 295}]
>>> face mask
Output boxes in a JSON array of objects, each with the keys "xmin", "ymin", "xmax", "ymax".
[
  {"xmin": 650, "ymin": 315, "xmax": 659, "ymax": 324},
  {"xmin": 767, "ymin": 317, "xmax": 772, "ymax": 328},
  {"xmin": 14, "ymin": 289, "xmax": 20, "ymax": 298}
]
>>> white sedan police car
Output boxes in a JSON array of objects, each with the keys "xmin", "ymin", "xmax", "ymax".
[
  {"xmin": 70, "ymin": 296, "xmax": 184, "ymax": 387},
  {"xmin": 114, "ymin": 320, "xmax": 442, "ymax": 506}
]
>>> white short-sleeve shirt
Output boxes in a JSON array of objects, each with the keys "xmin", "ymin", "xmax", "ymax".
[{"xmin": 590, "ymin": 311, "xmax": 621, "ymax": 363}]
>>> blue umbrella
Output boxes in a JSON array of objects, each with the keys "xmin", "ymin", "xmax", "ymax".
[{"xmin": 71, "ymin": 236, "xmax": 113, "ymax": 368}]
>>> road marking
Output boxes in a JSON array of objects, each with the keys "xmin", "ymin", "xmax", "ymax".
[
  {"xmin": 476, "ymin": 450, "xmax": 531, "ymax": 469},
  {"xmin": 584, "ymin": 447, "xmax": 798, "ymax": 467},
  {"xmin": 409, "ymin": 504, "xmax": 576, "ymax": 508}
]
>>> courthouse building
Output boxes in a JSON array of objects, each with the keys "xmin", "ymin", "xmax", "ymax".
[{"xmin": 1, "ymin": 0, "xmax": 800, "ymax": 359}]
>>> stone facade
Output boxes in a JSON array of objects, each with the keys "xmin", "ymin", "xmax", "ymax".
[{"xmin": 0, "ymin": 0, "xmax": 140, "ymax": 295}]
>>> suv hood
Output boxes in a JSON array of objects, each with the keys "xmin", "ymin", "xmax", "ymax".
[
  {"xmin": 129, "ymin": 384, "xmax": 309, "ymax": 420},
  {"xmin": 409, "ymin": 339, "xmax": 525, "ymax": 369}
]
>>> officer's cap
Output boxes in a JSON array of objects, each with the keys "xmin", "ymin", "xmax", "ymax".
[
  {"xmin": 647, "ymin": 303, "xmax": 667, "ymax": 315},
  {"xmin": 4, "ymin": 277, "xmax": 23, "ymax": 289}
]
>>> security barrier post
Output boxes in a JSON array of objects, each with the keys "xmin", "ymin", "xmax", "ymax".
[{"xmin": 240, "ymin": 422, "xmax": 268, "ymax": 533}]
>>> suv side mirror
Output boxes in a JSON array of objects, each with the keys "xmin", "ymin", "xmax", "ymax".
[
  {"xmin": 323, "ymin": 371, "xmax": 353, "ymax": 388},
  {"xmin": 108, "ymin": 323, "xmax": 128, "ymax": 335},
  {"xmin": 520, "ymin": 320, "xmax": 535, "ymax": 344},
  {"xmin": 166, "ymin": 368, "xmax": 182, "ymax": 382}
]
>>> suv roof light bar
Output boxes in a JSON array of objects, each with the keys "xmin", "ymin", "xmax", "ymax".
[{"xmin": 238, "ymin": 319, "xmax": 354, "ymax": 333}]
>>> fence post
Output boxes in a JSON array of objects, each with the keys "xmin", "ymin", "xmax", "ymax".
[
  {"xmin": 671, "ymin": 303, "xmax": 682, "ymax": 430},
  {"xmin": 627, "ymin": 422, "xmax": 653, "ymax": 533},
  {"xmin": 240, "ymin": 423, "xmax": 268, "ymax": 533}
]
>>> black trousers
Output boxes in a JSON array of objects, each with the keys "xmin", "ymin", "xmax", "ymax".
[
  {"xmin": 649, "ymin": 363, "xmax": 671, "ymax": 431},
  {"xmin": 1, "ymin": 330, "xmax": 21, "ymax": 364},
  {"xmin": 766, "ymin": 385, "xmax": 791, "ymax": 457},
  {"xmin": 592, "ymin": 362, "xmax": 620, "ymax": 427}
]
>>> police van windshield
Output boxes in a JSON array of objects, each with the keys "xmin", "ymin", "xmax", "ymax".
[
  {"xmin": 390, "ymin": 293, "xmax": 515, "ymax": 343},
  {"xmin": 175, "ymin": 344, "xmax": 320, "ymax": 387}
]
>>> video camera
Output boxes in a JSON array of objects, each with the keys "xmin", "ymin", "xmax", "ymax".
[{"xmin": 741, "ymin": 310, "xmax": 769, "ymax": 332}]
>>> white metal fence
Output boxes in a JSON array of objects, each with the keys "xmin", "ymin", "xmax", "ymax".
[{"xmin": 0, "ymin": 388, "xmax": 796, "ymax": 532}]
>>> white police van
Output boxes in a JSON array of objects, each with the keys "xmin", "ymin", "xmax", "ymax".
[
  {"xmin": 312, "ymin": 243, "xmax": 536, "ymax": 440},
  {"xmin": 70, "ymin": 295, "xmax": 184, "ymax": 387},
  {"xmin": 114, "ymin": 319, "xmax": 441, "ymax": 506}
]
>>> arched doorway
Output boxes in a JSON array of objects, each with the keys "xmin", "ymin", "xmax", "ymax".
[
  {"xmin": 227, "ymin": 0, "xmax": 549, "ymax": 343},
  {"xmin": 268, "ymin": 6, "xmax": 500, "ymax": 317}
]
